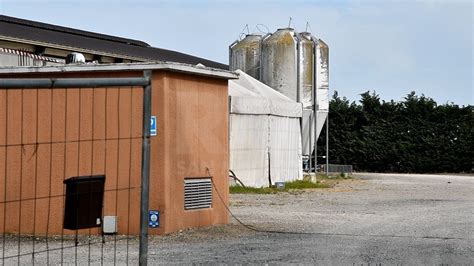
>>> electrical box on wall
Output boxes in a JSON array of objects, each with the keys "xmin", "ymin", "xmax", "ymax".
[
  {"xmin": 63, "ymin": 175, "xmax": 105, "ymax": 230},
  {"xmin": 103, "ymin": 216, "xmax": 117, "ymax": 234}
]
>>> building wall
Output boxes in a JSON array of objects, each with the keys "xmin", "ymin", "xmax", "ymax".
[
  {"xmin": 0, "ymin": 69, "xmax": 229, "ymax": 235},
  {"xmin": 150, "ymin": 72, "xmax": 229, "ymax": 234}
]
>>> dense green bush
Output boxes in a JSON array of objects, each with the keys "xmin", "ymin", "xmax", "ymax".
[{"xmin": 316, "ymin": 91, "xmax": 473, "ymax": 173}]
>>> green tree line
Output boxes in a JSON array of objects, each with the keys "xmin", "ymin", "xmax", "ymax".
[{"xmin": 316, "ymin": 91, "xmax": 473, "ymax": 173}]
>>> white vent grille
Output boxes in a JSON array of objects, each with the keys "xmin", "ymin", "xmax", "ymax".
[{"xmin": 184, "ymin": 178, "xmax": 212, "ymax": 210}]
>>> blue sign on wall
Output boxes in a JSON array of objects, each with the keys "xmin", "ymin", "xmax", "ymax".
[
  {"xmin": 149, "ymin": 210, "xmax": 159, "ymax": 228},
  {"xmin": 150, "ymin": 116, "xmax": 157, "ymax": 136}
]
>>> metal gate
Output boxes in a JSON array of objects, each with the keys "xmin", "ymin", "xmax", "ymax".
[{"xmin": 0, "ymin": 71, "xmax": 152, "ymax": 265}]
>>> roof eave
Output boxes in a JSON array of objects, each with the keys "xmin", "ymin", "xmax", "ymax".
[{"xmin": 0, "ymin": 62, "xmax": 238, "ymax": 80}]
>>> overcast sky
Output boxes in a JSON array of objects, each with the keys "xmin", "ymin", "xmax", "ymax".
[{"xmin": 1, "ymin": 0, "xmax": 472, "ymax": 105}]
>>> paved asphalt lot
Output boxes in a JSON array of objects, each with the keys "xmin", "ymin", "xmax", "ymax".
[{"xmin": 2, "ymin": 173, "xmax": 473, "ymax": 264}]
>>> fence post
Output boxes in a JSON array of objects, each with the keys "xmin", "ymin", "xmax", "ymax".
[{"xmin": 139, "ymin": 70, "xmax": 152, "ymax": 266}]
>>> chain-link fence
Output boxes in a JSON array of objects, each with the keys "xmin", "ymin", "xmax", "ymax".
[
  {"xmin": 320, "ymin": 164, "xmax": 353, "ymax": 174},
  {"xmin": 0, "ymin": 72, "xmax": 151, "ymax": 265}
]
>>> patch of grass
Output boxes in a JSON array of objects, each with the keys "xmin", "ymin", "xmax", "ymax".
[
  {"xmin": 229, "ymin": 179, "xmax": 330, "ymax": 194},
  {"xmin": 285, "ymin": 179, "xmax": 330, "ymax": 189},
  {"xmin": 229, "ymin": 186, "xmax": 277, "ymax": 194}
]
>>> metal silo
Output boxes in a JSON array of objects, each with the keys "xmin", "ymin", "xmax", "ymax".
[
  {"xmin": 316, "ymin": 39, "xmax": 329, "ymax": 112},
  {"xmin": 296, "ymin": 33, "xmax": 330, "ymax": 172},
  {"xmin": 298, "ymin": 32, "xmax": 315, "ymax": 109},
  {"xmin": 298, "ymin": 32, "xmax": 317, "ymax": 161},
  {"xmin": 261, "ymin": 28, "xmax": 300, "ymax": 102},
  {"xmin": 296, "ymin": 32, "xmax": 329, "ymax": 113},
  {"xmin": 314, "ymin": 38, "xmax": 329, "ymax": 174},
  {"xmin": 229, "ymin": 34, "xmax": 262, "ymax": 80}
]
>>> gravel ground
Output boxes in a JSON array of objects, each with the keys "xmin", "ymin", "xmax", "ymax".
[{"xmin": 2, "ymin": 173, "xmax": 473, "ymax": 264}]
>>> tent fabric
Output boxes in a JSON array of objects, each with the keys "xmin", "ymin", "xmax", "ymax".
[
  {"xmin": 230, "ymin": 97, "xmax": 302, "ymax": 117},
  {"xmin": 229, "ymin": 70, "xmax": 302, "ymax": 117},
  {"xmin": 232, "ymin": 70, "xmax": 293, "ymax": 101},
  {"xmin": 229, "ymin": 114, "xmax": 270, "ymax": 188},
  {"xmin": 229, "ymin": 70, "xmax": 303, "ymax": 188},
  {"xmin": 268, "ymin": 116, "xmax": 302, "ymax": 183}
]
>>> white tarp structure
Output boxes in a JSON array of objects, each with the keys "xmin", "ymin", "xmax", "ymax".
[{"xmin": 229, "ymin": 70, "xmax": 303, "ymax": 188}]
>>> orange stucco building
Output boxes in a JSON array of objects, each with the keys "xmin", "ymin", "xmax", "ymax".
[{"xmin": 0, "ymin": 62, "xmax": 236, "ymax": 235}]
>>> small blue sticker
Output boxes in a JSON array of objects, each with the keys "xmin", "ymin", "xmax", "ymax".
[
  {"xmin": 149, "ymin": 210, "xmax": 159, "ymax": 228},
  {"xmin": 150, "ymin": 116, "xmax": 157, "ymax": 136}
]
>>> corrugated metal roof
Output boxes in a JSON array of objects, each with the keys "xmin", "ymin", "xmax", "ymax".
[
  {"xmin": 0, "ymin": 15, "xmax": 150, "ymax": 47},
  {"xmin": 0, "ymin": 15, "xmax": 228, "ymax": 70}
]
